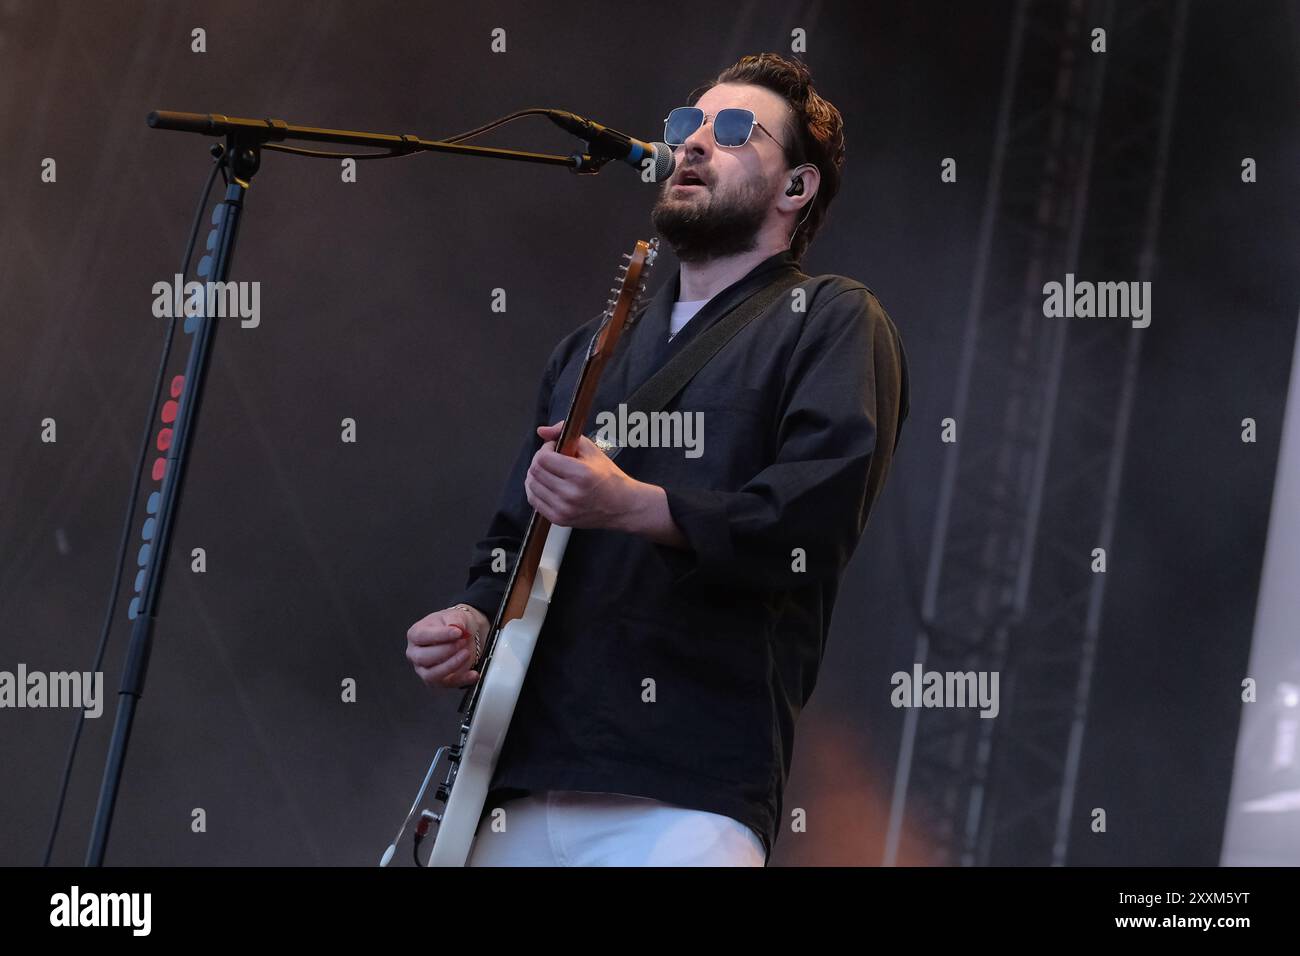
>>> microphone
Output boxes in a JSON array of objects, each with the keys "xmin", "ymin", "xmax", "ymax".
[{"xmin": 545, "ymin": 109, "xmax": 675, "ymax": 182}]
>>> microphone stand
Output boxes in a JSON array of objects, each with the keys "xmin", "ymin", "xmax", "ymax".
[{"xmin": 84, "ymin": 109, "xmax": 619, "ymax": 866}]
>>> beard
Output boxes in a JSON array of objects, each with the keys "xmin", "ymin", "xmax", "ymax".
[{"xmin": 651, "ymin": 173, "xmax": 773, "ymax": 263}]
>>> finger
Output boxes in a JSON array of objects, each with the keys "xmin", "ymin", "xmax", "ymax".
[
  {"xmin": 526, "ymin": 478, "xmax": 564, "ymax": 524},
  {"xmin": 408, "ymin": 638, "xmax": 470, "ymax": 669},
  {"xmin": 525, "ymin": 470, "xmax": 549, "ymax": 514},
  {"xmin": 408, "ymin": 634, "xmax": 475, "ymax": 665},
  {"xmin": 529, "ymin": 467, "xmax": 568, "ymax": 507},
  {"xmin": 536, "ymin": 419, "xmax": 565, "ymax": 437},
  {"xmin": 528, "ymin": 443, "xmax": 557, "ymax": 477},
  {"xmin": 408, "ymin": 621, "xmax": 466, "ymax": 646},
  {"xmin": 414, "ymin": 629, "xmax": 471, "ymax": 656},
  {"xmin": 441, "ymin": 671, "xmax": 478, "ymax": 691},
  {"xmin": 416, "ymin": 663, "xmax": 462, "ymax": 687},
  {"xmin": 534, "ymin": 448, "xmax": 586, "ymax": 479},
  {"xmin": 420, "ymin": 647, "xmax": 474, "ymax": 684},
  {"xmin": 447, "ymin": 659, "xmax": 481, "ymax": 680},
  {"xmin": 527, "ymin": 461, "xmax": 570, "ymax": 499},
  {"xmin": 450, "ymin": 613, "xmax": 479, "ymax": 639},
  {"xmin": 529, "ymin": 464, "xmax": 575, "ymax": 504}
]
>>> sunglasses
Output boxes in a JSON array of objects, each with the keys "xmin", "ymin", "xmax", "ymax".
[{"xmin": 662, "ymin": 106, "xmax": 784, "ymax": 149}]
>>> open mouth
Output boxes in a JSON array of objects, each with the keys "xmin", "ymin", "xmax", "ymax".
[{"xmin": 676, "ymin": 169, "xmax": 708, "ymax": 188}]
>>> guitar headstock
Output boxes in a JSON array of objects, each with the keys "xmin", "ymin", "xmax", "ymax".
[
  {"xmin": 584, "ymin": 238, "xmax": 658, "ymax": 361},
  {"xmin": 602, "ymin": 236, "xmax": 659, "ymax": 329}
]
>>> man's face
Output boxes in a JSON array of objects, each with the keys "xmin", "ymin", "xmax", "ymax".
[{"xmin": 651, "ymin": 83, "xmax": 794, "ymax": 263}]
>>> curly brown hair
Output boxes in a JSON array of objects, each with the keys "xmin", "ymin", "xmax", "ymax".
[{"xmin": 687, "ymin": 53, "xmax": 846, "ymax": 262}]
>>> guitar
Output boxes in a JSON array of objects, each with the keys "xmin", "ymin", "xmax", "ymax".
[{"xmin": 382, "ymin": 238, "xmax": 660, "ymax": 867}]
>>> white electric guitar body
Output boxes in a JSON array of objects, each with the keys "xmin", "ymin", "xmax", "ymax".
[
  {"xmin": 423, "ymin": 522, "xmax": 572, "ymax": 866},
  {"xmin": 382, "ymin": 238, "xmax": 659, "ymax": 868}
]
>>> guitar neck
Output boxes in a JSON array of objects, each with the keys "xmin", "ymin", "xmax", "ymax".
[{"xmin": 468, "ymin": 239, "xmax": 659, "ymax": 694}]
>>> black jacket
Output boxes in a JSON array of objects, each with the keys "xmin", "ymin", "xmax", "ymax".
[{"xmin": 452, "ymin": 247, "xmax": 909, "ymax": 862}]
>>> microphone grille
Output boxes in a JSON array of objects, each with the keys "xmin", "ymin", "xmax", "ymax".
[{"xmin": 651, "ymin": 143, "xmax": 675, "ymax": 183}]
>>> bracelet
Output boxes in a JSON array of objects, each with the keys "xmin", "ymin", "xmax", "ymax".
[{"xmin": 453, "ymin": 604, "xmax": 485, "ymax": 659}]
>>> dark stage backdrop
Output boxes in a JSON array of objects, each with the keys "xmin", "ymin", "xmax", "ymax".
[{"xmin": 0, "ymin": 0, "xmax": 1296, "ymax": 866}]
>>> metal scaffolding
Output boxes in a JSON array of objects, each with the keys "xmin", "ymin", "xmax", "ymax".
[{"xmin": 885, "ymin": 0, "xmax": 1189, "ymax": 866}]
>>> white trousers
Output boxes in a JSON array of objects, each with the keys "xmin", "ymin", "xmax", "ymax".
[{"xmin": 466, "ymin": 789, "xmax": 767, "ymax": 866}]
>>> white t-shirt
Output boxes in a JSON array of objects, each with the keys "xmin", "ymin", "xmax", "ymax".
[{"xmin": 668, "ymin": 298, "xmax": 709, "ymax": 340}]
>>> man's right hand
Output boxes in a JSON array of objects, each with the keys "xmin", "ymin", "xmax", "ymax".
[{"xmin": 406, "ymin": 605, "xmax": 490, "ymax": 689}]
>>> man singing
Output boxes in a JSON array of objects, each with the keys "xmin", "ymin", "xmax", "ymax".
[{"xmin": 405, "ymin": 52, "xmax": 909, "ymax": 865}]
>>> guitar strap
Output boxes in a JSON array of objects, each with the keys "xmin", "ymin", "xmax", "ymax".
[{"xmin": 589, "ymin": 268, "xmax": 807, "ymax": 461}]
